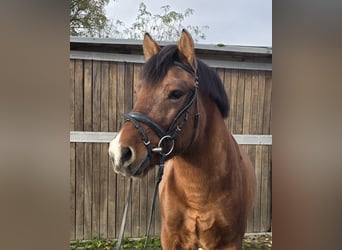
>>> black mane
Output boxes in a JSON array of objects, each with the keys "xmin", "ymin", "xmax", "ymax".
[{"xmin": 142, "ymin": 45, "xmax": 229, "ymax": 118}]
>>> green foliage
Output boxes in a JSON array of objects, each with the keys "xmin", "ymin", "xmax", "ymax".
[
  {"xmin": 70, "ymin": 0, "xmax": 111, "ymax": 37},
  {"xmin": 242, "ymin": 234, "xmax": 272, "ymax": 250},
  {"xmin": 123, "ymin": 3, "xmax": 209, "ymax": 42},
  {"xmin": 70, "ymin": 235, "xmax": 271, "ymax": 249},
  {"xmin": 70, "ymin": 236, "xmax": 161, "ymax": 249},
  {"xmin": 70, "ymin": 1, "xmax": 209, "ymax": 42}
]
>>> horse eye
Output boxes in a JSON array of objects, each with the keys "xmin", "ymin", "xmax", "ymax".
[{"xmin": 168, "ymin": 90, "xmax": 184, "ymax": 100}]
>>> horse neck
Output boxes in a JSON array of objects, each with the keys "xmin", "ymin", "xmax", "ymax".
[{"xmin": 173, "ymin": 100, "xmax": 236, "ymax": 188}]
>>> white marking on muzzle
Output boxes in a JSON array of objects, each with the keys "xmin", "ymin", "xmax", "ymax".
[
  {"xmin": 108, "ymin": 132, "xmax": 136, "ymax": 171},
  {"xmin": 108, "ymin": 132, "xmax": 122, "ymax": 167}
]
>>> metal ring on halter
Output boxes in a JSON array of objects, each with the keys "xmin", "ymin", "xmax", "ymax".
[{"xmin": 156, "ymin": 135, "xmax": 175, "ymax": 156}]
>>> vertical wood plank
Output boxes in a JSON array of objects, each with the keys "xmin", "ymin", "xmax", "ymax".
[
  {"xmin": 235, "ymin": 70, "xmax": 245, "ymax": 134},
  {"xmin": 84, "ymin": 143, "xmax": 93, "ymax": 239},
  {"xmin": 70, "ymin": 60, "xmax": 75, "ymax": 131},
  {"xmin": 92, "ymin": 144, "xmax": 100, "ymax": 238},
  {"xmin": 108, "ymin": 157, "xmax": 117, "ymax": 239},
  {"xmin": 70, "ymin": 142, "xmax": 76, "ymax": 240},
  {"xmin": 108, "ymin": 62, "xmax": 118, "ymax": 238},
  {"xmin": 243, "ymin": 71, "xmax": 252, "ymax": 134},
  {"xmin": 92, "ymin": 61, "xmax": 101, "ymax": 237},
  {"xmin": 84, "ymin": 60, "xmax": 93, "ymax": 131},
  {"xmin": 100, "ymin": 62, "xmax": 109, "ymax": 238},
  {"xmin": 75, "ymin": 143, "xmax": 85, "ymax": 239},
  {"xmin": 243, "ymin": 145, "xmax": 256, "ymax": 233},
  {"xmin": 266, "ymin": 146, "xmax": 272, "ymax": 230},
  {"xmin": 249, "ymin": 70, "xmax": 259, "ymax": 232},
  {"xmin": 74, "ymin": 60, "xmax": 83, "ymax": 131},
  {"xmin": 139, "ymin": 168, "xmax": 148, "ymax": 236},
  {"xmin": 263, "ymin": 72, "xmax": 272, "ymax": 135},
  {"xmin": 253, "ymin": 145, "xmax": 262, "ymax": 232},
  {"xmin": 250, "ymin": 71, "xmax": 259, "ymax": 135},
  {"xmin": 133, "ymin": 63, "xmax": 142, "ymax": 104},
  {"xmin": 131, "ymin": 178, "xmax": 141, "ymax": 237},
  {"xmin": 100, "ymin": 143, "xmax": 109, "ymax": 238},
  {"xmin": 154, "ymin": 193, "xmax": 161, "ymax": 237},
  {"xmin": 93, "ymin": 61, "xmax": 101, "ymax": 132},
  {"xmin": 74, "ymin": 59, "xmax": 84, "ymax": 240},
  {"xmin": 109, "ymin": 62, "xmax": 118, "ymax": 132},
  {"xmin": 116, "ymin": 175, "xmax": 128, "ymax": 237},
  {"xmin": 242, "ymin": 144, "xmax": 253, "ymax": 233},
  {"xmin": 261, "ymin": 71, "xmax": 272, "ymax": 231},
  {"xmin": 116, "ymin": 62, "xmax": 125, "ymax": 128},
  {"xmin": 101, "ymin": 62, "xmax": 109, "ymax": 132},
  {"xmin": 257, "ymin": 72, "xmax": 266, "ymax": 134},
  {"xmin": 264, "ymin": 73, "xmax": 272, "ymax": 231},
  {"xmin": 69, "ymin": 59, "xmax": 76, "ymax": 240},
  {"xmin": 83, "ymin": 60, "xmax": 93, "ymax": 239},
  {"xmin": 260, "ymin": 146, "xmax": 271, "ymax": 231},
  {"xmin": 124, "ymin": 63, "xmax": 134, "ymax": 113}
]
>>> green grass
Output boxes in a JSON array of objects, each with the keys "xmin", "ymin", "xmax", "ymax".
[
  {"xmin": 70, "ymin": 234, "xmax": 272, "ymax": 249},
  {"xmin": 70, "ymin": 236, "xmax": 161, "ymax": 250}
]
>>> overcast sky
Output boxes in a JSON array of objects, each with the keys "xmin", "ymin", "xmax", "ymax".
[{"xmin": 106, "ymin": 0, "xmax": 272, "ymax": 46}]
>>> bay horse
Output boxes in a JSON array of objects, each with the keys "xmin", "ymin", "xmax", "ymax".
[{"xmin": 109, "ymin": 29, "xmax": 256, "ymax": 250}]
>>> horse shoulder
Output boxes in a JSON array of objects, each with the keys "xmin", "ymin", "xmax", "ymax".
[
  {"xmin": 230, "ymin": 135, "xmax": 256, "ymax": 216},
  {"xmin": 159, "ymin": 160, "xmax": 185, "ymax": 226}
]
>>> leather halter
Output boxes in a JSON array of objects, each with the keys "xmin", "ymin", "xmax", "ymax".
[
  {"xmin": 124, "ymin": 61, "xmax": 200, "ymax": 177},
  {"xmin": 115, "ymin": 61, "xmax": 200, "ymax": 249}
]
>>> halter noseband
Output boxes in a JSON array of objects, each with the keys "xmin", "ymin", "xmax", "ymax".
[{"xmin": 124, "ymin": 61, "xmax": 200, "ymax": 176}]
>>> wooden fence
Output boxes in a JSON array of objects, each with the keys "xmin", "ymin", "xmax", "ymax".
[{"xmin": 70, "ymin": 38, "xmax": 272, "ymax": 240}]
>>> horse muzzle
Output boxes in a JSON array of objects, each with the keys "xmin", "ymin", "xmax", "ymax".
[{"xmin": 108, "ymin": 132, "xmax": 150, "ymax": 177}]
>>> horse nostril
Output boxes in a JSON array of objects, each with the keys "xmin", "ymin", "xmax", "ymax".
[{"xmin": 121, "ymin": 147, "xmax": 133, "ymax": 163}]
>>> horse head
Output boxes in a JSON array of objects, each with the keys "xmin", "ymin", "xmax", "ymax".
[{"xmin": 109, "ymin": 29, "xmax": 201, "ymax": 177}]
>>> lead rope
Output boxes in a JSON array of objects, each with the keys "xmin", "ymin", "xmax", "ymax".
[
  {"xmin": 115, "ymin": 178, "xmax": 133, "ymax": 250},
  {"xmin": 115, "ymin": 157, "xmax": 166, "ymax": 250},
  {"xmin": 143, "ymin": 155, "xmax": 166, "ymax": 250}
]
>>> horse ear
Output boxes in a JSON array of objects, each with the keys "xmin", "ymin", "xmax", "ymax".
[
  {"xmin": 143, "ymin": 33, "xmax": 160, "ymax": 61},
  {"xmin": 178, "ymin": 29, "xmax": 197, "ymax": 71}
]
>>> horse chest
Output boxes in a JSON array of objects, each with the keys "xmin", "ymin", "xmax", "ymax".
[
  {"xmin": 185, "ymin": 207, "xmax": 231, "ymax": 233},
  {"xmin": 160, "ymin": 162, "xmax": 242, "ymax": 247},
  {"xmin": 178, "ymin": 208, "xmax": 235, "ymax": 249}
]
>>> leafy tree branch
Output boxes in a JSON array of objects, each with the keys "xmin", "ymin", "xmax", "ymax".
[{"xmin": 70, "ymin": 1, "xmax": 209, "ymax": 42}]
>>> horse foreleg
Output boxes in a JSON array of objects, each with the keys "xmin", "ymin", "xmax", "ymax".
[
  {"xmin": 199, "ymin": 237, "xmax": 243, "ymax": 250},
  {"xmin": 161, "ymin": 226, "xmax": 199, "ymax": 250},
  {"xmin": 160, "ymin": 227, "xmax": 183, "ymax": 250}
]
